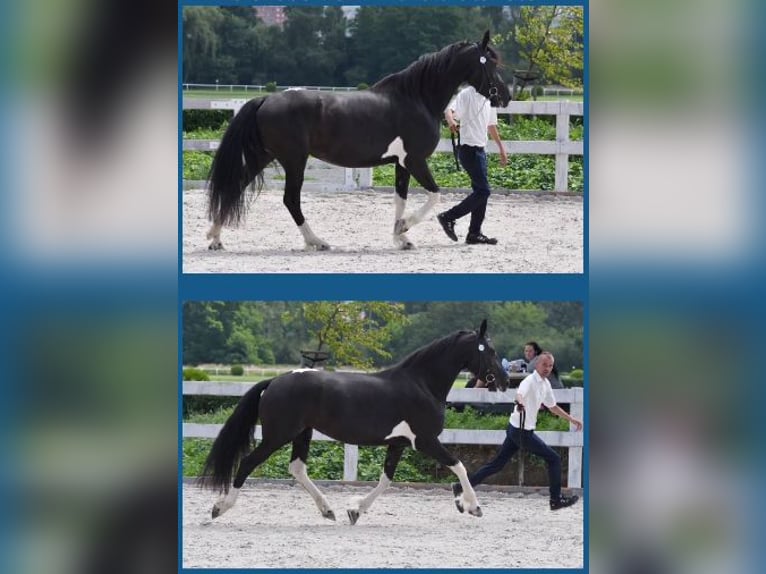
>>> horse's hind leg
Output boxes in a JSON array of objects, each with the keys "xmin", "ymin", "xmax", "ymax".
[
  {"xmin": 415, "ymin": 436, "xmax": 482, "ymax": 517},
  {"xmin": 206, "ymin": 220, "xmax": 223, "ymax": 250},
  {"xmin": 289, "ymin": 428, "xmax": 336, "ymax": 520},
  {"xmin": 211, "ymin": 439, "xmax": 282, "ymax": 519},
  {"xmin": 281, "ymin": 158, "xmax": 330, "ymax": 251},
  {"xmin": 347, "ymin": 442, "xmax": 405, "ymax": 525}
]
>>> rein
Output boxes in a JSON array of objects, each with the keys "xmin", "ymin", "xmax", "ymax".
[{"xmin": 450, "ymin": 130, "xmax": 460, "ymax": 171}]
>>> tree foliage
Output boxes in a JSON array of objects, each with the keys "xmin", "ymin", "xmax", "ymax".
[
  {"xmin": 182, "ymin": 302, "xmax": 583, "ymax": 373},
  {"xmin": 500, "ymin": 6, "xmax": 584, "ymax": 97},
  {"xmin": 182, "ymin": 6, "xmax": 583, "ymax": 89}
]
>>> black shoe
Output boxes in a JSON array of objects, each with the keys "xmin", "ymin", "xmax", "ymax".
[
  {"xmin": 550, "ymin": 494, "xmax": 579, "ymax": 510},
  {"xmin": 437, "ymin": 213, "xmax": 458, "ymax": 242},
  {"xmin": 451, "ymin": 482, "xmax": 463, "ymax": 497},
  {"xmin": 466, "ymin": 232, "xmax": 498, "ymax": 245}
]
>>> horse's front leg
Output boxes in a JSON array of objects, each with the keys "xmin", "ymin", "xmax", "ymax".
[
  {"xmin": 415, "ymin": 436, "xmax": 482, "ymax": 517},
  {"xmin": 392, "ymin": 164, "xmax": 415, "ymax": 250},
  {"xmin": 283, "ymin": 160, "xmax": 330, "ymax": 251},
  {"xmin": 394, "ymin": 158, "xmax": 440, "ymax": 237},
  {"xmin": 347, "ymin": 443, "xmax": 405, "ymax": 525}
]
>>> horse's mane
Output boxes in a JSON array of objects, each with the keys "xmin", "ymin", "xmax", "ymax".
[
  {"xmin": 371, "ymin": 41, "xmax": 473, "ymax": 99},
  {"xmin": 392, "ymin": 329, "xmax": 474, "ymax": 370}
]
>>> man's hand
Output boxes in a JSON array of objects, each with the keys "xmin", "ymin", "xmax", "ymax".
[{"xmin": 499, "ymin": 148, "xmax": 508, "ymax": 167}]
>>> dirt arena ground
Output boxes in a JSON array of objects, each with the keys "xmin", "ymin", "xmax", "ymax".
[
  {"xmin": 182, "ymin": 482, "xmax": 584, "ymax": 569},
  {"xmin": 183, "ymin": 188, "xmax": 583, "ymax": 274}
]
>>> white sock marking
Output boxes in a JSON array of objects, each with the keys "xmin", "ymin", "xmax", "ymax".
[
  {"xmin": 289, "ymin": 459, "xmax": 333, "ymax": 515},
  {"xmin": 449, "ymin": 461, "xmax": 480, "ymax": 511},
  {"xmin": 298, "ymin": 221, "xmax": 329, "ymax": 249},
  {"xmin": 383, "ymin": 137, "xmax": 407, "ymax": 168},
  {"xmin": 385, "ymin": 420, "xmax": 417, "ymax": 449},
  {"xmin": 353, "ymin": 472, "xmax": 392, "ymax": 515}
]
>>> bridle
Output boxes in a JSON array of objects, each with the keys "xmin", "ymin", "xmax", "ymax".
[
  {"xmin": 475, "ymin": 334, "xmax": 496, "ymax": 388},
  {"xmin": 475, "ymin": 43, "xmax": 501, "ymax": 105}
]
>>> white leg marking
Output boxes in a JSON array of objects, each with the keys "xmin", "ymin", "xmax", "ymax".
[
  {"xmin": 298, "ymin": 221, "xmax": 330, "ymax": 251},
  {"xmin": 394, "ymin": 194, "xmax": 406, "ymax": 221},
  {"xmin": 404, "ymin": 191, "xmax": 440, "ymax": 228},
  {"xmin": 206, "ymin": 221, "xmax": 223, "ymax": 250},
  {"xmin": 383, "ymin": 137, "xmax": 407, "ymax": 168},
  {"xmin": 288, "ymin": 459, "xmax": 334, "ymax": 517},
  {"xmin": 351, "ymin": 472, "xmax": 392, "ymax": 515},
  {"xmin": 384, "ymin": 421, "xmax": 417, "ymax": 449},
  {"xmin": 449, "ymin": 461, "xmax": 481, "ymax": 514},
  {"xmin": 392, "ymin": 195, "xmax": 414, "ymax": 249},
  {"xmin": 212, "ymin": 486, "xmax": 240, "ymax": 517}
]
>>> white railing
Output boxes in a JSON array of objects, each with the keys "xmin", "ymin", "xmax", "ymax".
[
  {"xmin": 183, "ymin": 381, "xmax": 584, "ymax": 488},
  {"xmin": 182, "ymin": 98, "xmax": 584, "ymax": 193}
]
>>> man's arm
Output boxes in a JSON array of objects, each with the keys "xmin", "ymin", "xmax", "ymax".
[
  {"xmin": 549, "ymin": 405, "xmax": 583, "ymax": 430},
  {"xmin": 487, "ymin": 124, "xmax": 507, "ymax": 166},
  {"xmin": 445, "ymin": 108, "xmax": 459, "ymax": 134}
]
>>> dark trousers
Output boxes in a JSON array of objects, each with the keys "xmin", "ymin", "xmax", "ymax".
[
  {"xmin": 442, "ymin": 145, "xmax": 490, "ymax": 235},
  {"xmin": 468, "ymin": 423, "xmax": 563, "ymax": 500}
]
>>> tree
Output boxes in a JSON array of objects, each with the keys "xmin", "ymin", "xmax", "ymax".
[
  {"xmin": 500, "ymin": 6, "xmax": 583, "ymax": 98},
  {"xmin": 298, "ymin": 302, "xmax": 408, "ymax": 369}
]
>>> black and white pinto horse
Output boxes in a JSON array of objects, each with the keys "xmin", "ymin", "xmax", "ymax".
[
  {"xmin": 206, "ymin": 31, "xmax": 511, "ymax": 251},
  {"xmin": 198, "ymin": 320, "xmax": 509, "ymax": 525}
]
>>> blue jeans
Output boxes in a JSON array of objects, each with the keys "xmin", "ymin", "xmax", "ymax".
[
  {"xmin": 468, "ymin": 423, "xmax": 563, "ymax": 500},
  {"xmin": 442, "ymin": 145, "xmax": 491, "ymax": 235}
]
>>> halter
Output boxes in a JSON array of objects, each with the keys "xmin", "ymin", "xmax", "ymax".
[
  {"xmin": 475, "ymin": 335, "xmax": 496, "ymax": 387},
  {"xmin": 475, "ymin": 44, "xmax": 500, "ymax": 104}
]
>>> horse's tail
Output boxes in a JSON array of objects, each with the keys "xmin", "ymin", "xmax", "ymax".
[
  {"xmin": 207, "ymin": 97, "xmax": 270, "ymax": 227},
  {"xmin": 197, "ymin": 378, "xmax": 273, "ymax": 493}
]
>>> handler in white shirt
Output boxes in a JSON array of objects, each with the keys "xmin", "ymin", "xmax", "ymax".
[
  {"xmin": 452, "ymin": 352, "xmax": 583, "ymax": 510},
  {"xmin": 437, "ymin": 85, "xmax": 507, "ymax": 245}
]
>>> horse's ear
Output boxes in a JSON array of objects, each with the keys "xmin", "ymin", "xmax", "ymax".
[
  {"xmin": 479, "ymin": 319, "xmax": 488, "ymax": 338},
  {"xmin": 480, "ymin": 30, "xmax": 490, "ymax": 50}
]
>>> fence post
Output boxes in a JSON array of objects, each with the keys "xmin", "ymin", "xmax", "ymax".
[
  {"xmin": 567, "ymin": 386, "xmax": 584, "ymax": 488},
  {"xmin": 344, "ymin": 444, "xmax": 359, "ymax": 481},
  {"xmin": 555, "ymin": 102, "xmax": 570, "ymax": 192}
]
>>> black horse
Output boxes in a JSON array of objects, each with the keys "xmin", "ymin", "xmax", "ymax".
[
  {"xmin": 206, "ymin": 31, "xmax": 510, "ymax": 252},
  {"xmin": 198, "ymin": 320, "xmax": 509, "ymax": 525}
]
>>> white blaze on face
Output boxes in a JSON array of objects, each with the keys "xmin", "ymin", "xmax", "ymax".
[
  {"xmin": 384, "ymin": 420, "xmax": 417, "ymax": 449},
  {"xmin": 383, "ymin": 137, "xmax": 407, "ymax": 168}
]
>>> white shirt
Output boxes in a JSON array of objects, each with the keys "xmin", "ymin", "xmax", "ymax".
[
  {"xmin": 509, "ymin": 370, "xmax": 557, "ymax": 430},
  {"xmin": 447, "ymin": 86, "xmax": 498, "ymax": 147}
]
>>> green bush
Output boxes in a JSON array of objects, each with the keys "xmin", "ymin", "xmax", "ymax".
[
  {"xmin": 531, "ymin": 85, "xmax": 544, "ymax": 98},
  {"xmin": 183, "ymin": 109, "xmax": 231, "ymax": 132},
  {"xmin": 183, "ymin": 368, "xmax": 209, "ymax": 381},
  {"xmin": 356, "ymin": 82, "xmax": 369, "ymax": 90},
  {"xmin": 264, "ymin": 81, "xmax": 277, "ymax": 93},
  {"xmin": 230, "ymin": 364, "xmax": 244, "ymax": 376}
]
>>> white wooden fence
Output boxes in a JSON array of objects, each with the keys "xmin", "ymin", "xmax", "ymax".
[
  {"xmin": 182, "ymin": 98, "xmax": 584, "ymax": 192},
  {"xmin": 183, "ymin": 381, "xmax": 584, "ymax": 488}
]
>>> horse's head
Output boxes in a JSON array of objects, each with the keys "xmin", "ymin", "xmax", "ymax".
[
  {"xmin": 470, "ymin": 319, "xmax": 509, "ymax": 392},
  {"xmin": 461, "ymin": 31, "xmax": 511, "ymax": 108}
]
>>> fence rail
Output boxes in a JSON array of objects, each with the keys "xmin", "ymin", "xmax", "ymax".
[
  {"xmin": 182, "ymin": 98, "xmax": 584, "ymax": 192},
  {"xmin": 182, "ymin": 381, "xmax": 584, "ymax": 488}
]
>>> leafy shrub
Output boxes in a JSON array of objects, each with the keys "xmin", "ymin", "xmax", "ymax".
[
  {"xmin": 183, "ymin": 109, "xmax": 231, "ymax": 132},
  {"xmin": 264, "ymin": 81, "xmax": 277, "ymax": 93},
  {"xmin": 356, "ymin": 82, "xmax": 369, "ymax": 90},
  {"xmin": 531, "ymin": 85, "xmax": 544, "ymax": 98},
  {"xmin": 183, "ymin": 368, "xmax": 209, "ymax": 381},
  {"xmin": 230, "ymin": 364, "xmax": 244, "ymax": 376},
  {"xmin": 183, "ymin": 151, "xmax": 214, "ymax": 180}
]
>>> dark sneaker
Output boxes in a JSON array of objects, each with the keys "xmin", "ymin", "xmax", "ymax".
[
  {"xmin": 451, "ymin": 482, "xmax": 463, "ymax": 497},
  {"xmin": 466, "ymin": 233, "xmax": 498, "ymax": 245},
  {"xmin": 437, "ymin": 213, "xmax": 458, "ymax": 242},
  {"xmin": 550, "ymin": 494, "xmax": 579, "ymax": 510}
]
